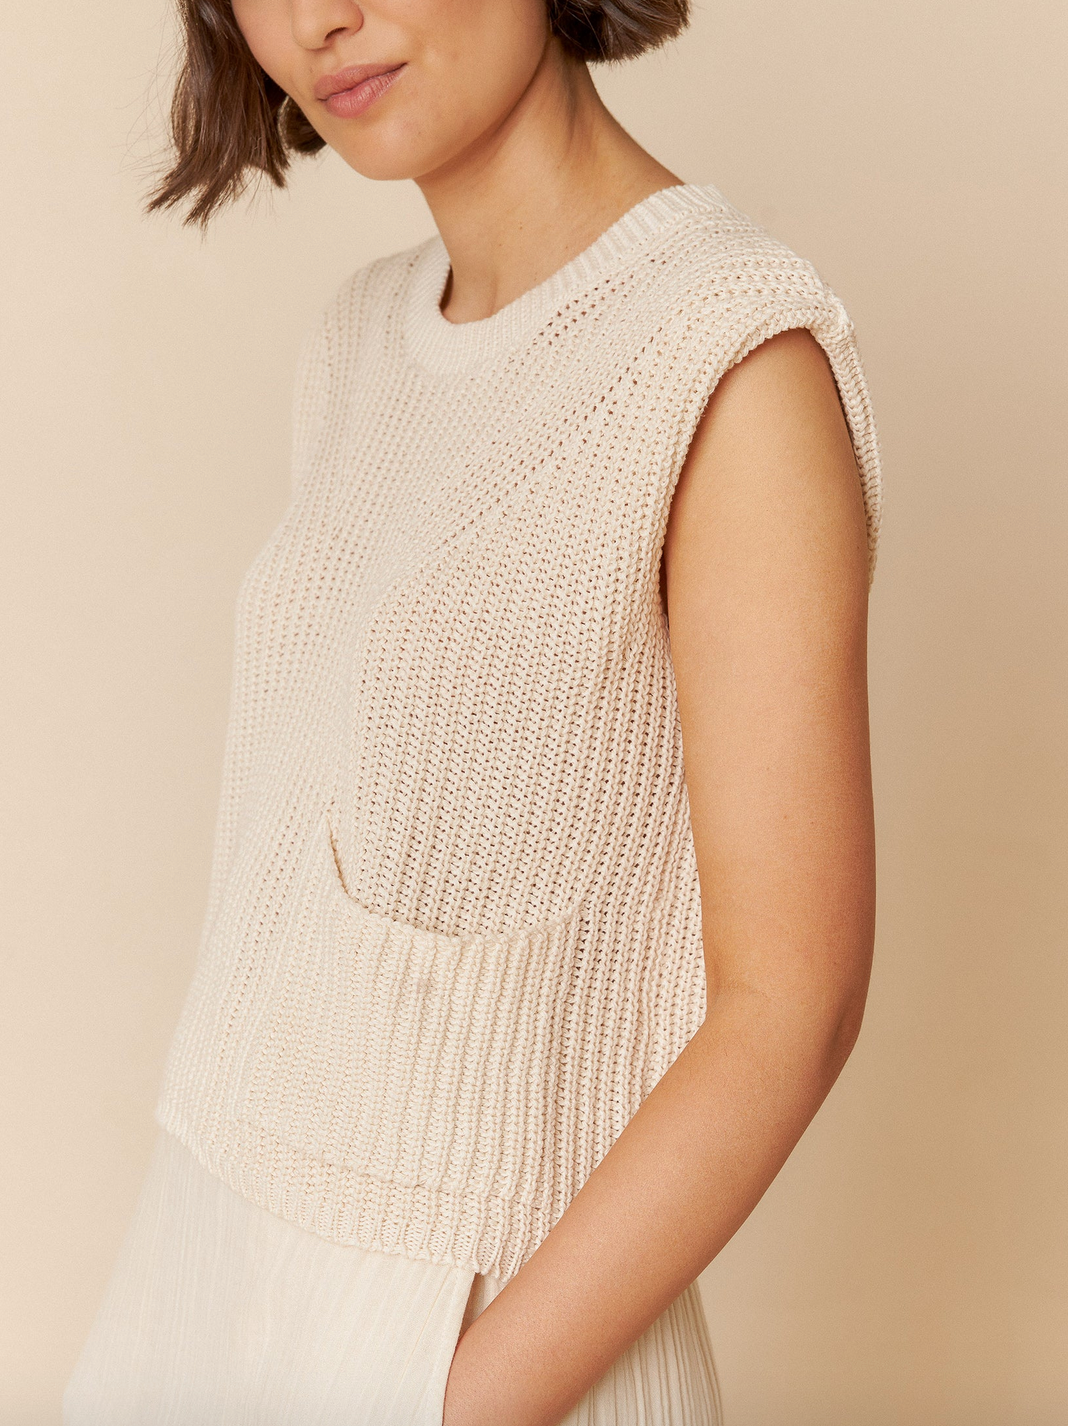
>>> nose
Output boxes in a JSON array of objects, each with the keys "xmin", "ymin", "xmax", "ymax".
[{"xmin": 289, "ymin": 0, "xmax": 363, "ymax": 50}]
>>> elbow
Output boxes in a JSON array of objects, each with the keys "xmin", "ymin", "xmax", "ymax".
[{"xmin": 824, "ymin": 983, "xmax": 869, "ymax": 1077}]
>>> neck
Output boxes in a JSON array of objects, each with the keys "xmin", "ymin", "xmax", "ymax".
[{"xmin": 415, "ymin": 42, "xmax": 681, "ymax": 324}]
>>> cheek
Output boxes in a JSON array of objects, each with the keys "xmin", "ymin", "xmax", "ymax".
[
  {"xmin": 403, "ymin": 0, "xmax": 550, "ymax": 139},
  {"xmin": 438, "ymin": 0, "xmax": 548, "ymax": 81}
]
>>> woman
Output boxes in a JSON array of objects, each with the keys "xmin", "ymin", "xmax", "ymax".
[{"xmin": 64, "ymin": 0, "xmax": 882, "ymax": 1421}]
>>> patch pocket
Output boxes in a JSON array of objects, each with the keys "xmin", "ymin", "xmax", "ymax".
[{"xmin": 237, "ymin": 813, "xmax": 585, "ymax": 1208}]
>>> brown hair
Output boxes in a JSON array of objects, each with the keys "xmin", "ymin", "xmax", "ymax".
[{"xmin": 148, "ymin": 0, "xmax": 690, "ymax": 228}]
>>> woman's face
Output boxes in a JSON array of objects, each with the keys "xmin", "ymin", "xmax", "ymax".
[{"xmin": 231, "ymin": 0, "xmax": 555, "ymax": 182}]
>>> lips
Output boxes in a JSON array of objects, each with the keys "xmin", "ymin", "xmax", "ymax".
[{"xmin": 314, "ymin": 62, "xmax": 406, "ymax": 119}]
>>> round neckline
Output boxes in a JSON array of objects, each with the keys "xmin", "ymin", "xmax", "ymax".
[{"xmin": 404, "ymin": 182, "xmax": 724, "ymax": 376}]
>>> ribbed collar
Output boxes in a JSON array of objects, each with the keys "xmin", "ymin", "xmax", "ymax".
[{"xmin": 404, "ymin": 182, "xmax": 725, "ymax": 376}]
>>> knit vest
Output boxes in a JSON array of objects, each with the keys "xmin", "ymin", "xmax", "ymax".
[{"xmin": 156, "ymin": 183, "xmax": 882, "ymax": 1279}]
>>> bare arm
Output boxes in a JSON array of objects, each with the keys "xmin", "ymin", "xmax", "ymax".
[{"xmin": 442, "ymin": 326, "xmax": 876, "ymax": 1426}]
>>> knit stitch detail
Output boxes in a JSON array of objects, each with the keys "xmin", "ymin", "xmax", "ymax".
[{"xmin": 156, "ymin": 183, "xmax": 882, "ymax": 1275}]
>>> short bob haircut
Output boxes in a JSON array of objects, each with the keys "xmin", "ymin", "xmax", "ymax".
[{"xmin": 149, "ymin": 0, "xmax": 690, "ymax": 228}]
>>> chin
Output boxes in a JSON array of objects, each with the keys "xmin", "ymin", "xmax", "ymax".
[
  {"xmin": 323, "ymin": 122, "xmax": 458, "ymax": 185},
  {"xmin": 335, "ymin": 151, "xmax": 420, "ymax": 182}
]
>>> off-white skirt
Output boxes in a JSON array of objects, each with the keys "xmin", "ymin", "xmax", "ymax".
[{"xmin": 64, "ymin": 1128, "xmax": 722, "ymax": 1425}]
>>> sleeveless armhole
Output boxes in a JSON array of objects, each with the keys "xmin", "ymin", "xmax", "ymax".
[{"xmin": 717, "ymin": 297, "xmax": 883, "ymax": 587}]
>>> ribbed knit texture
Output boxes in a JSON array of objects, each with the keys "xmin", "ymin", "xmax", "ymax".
[{"xmin": 156, "ymin": 182, "xmax": 883, "ymax": 1279}]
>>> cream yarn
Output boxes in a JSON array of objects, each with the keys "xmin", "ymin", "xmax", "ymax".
[{"xmin": 156, "ymin": 183, "xmax": 882, "ymax": 1278}]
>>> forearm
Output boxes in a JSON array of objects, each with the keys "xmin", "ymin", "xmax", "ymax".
[
  {"xmin": 443, "ymin": 320, "xmax": 877, "ymax": 1425},
  {"xmin": 442, "ymin": 983, "xmax": 865, "ymax": 1426}
]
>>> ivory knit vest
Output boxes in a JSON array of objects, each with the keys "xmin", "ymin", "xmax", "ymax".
[{"xmin": 156, "ymin": 183, "xmax": 882, "ymax": 1278}]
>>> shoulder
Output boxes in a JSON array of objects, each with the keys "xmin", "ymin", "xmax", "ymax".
[
  {"xmin": 333, "ymin": 238, "xmax": 434, "ymax": 323},
  {"xmin": 645, "ymin": 187, "xmax": 882, "ymax": 583},
  {"xmin": 288, "ymin": 237, "xmax": 433, "ymax": 475},
  {"xmin": 304, "ymin": 236, "xmax": 435, "ymax": 364},
  {"xmin": 644, "ymin": 186, "xmax": 855, "ymax": 355}
]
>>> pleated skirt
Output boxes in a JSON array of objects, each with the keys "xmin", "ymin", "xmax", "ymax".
[{"xmin": 64, "ymin": 1128, "xmax": 723, "ymax": 1425}]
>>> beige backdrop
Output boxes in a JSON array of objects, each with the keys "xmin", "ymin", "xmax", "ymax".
[{"xmin": 2, "ymin": 0, "xmax": 1065, "ymax": 1422}]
